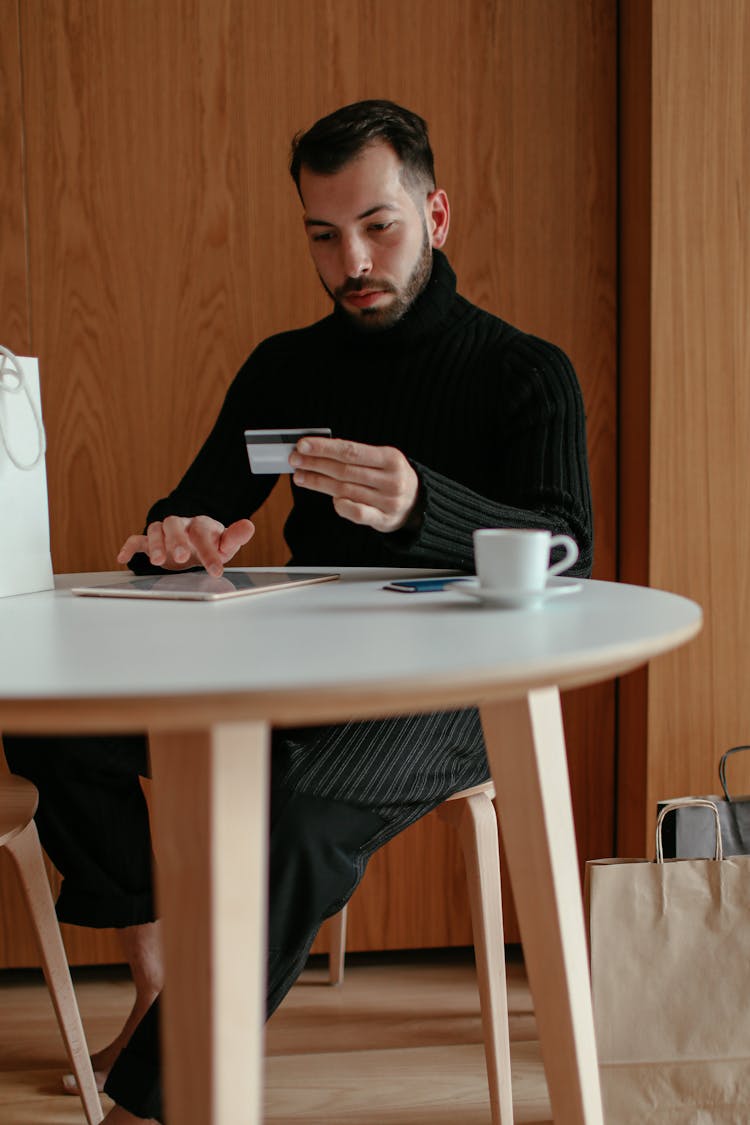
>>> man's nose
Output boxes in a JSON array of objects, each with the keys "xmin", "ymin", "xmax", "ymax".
[{"xmin": 341, "ymin": 234, "xmax": 372, "ymax": 278}]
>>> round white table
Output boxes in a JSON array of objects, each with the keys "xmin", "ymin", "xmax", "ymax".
[{"xmin": 0, "ymin": 569, "xmax": 702, "ymax": 1125}]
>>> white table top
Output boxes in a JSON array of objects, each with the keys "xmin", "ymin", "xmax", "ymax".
[
  {"xmin": 0, "ymin": 567, "xmax": 703, "ymax": 1125},
  {"xmin": 0, "ymin": 568, "xmax": 701, "ymax": 731}
]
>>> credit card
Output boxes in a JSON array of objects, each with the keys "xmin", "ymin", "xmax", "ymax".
[{"xmin": 244, "ymin": 428, "xmax": 332, "ymax": 474}]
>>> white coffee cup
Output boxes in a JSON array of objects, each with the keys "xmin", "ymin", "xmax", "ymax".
[{"xmin": 473, "ymin": 528, "xmax": 579, "ymax": 594}]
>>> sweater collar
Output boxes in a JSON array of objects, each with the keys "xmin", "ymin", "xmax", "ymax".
[{"xmin": 329, "ymin": 249, "xmax": 458, "ymax": 345}]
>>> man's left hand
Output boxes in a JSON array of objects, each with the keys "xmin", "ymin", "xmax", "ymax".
[{"xmin": 288, "ymin": 437, "xmax": 420, "ymax": 533}]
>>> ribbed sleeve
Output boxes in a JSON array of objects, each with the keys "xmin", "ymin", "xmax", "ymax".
[
  {"xmin": 391, "ymin": 462, "xmax": 592, "ymax": 576},
  {"xmin": 379, "ymin": 332, "xmax": 593, "ymax": 577}
]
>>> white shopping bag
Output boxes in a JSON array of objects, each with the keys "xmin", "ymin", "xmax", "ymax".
[{"xmin": 0, "ymin": 346, "xmax": 54, "ymax": 597}]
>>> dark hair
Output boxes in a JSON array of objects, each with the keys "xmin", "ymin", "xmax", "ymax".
[{"xmin": 289, "ymin": 99, "xmax": 435, "ymax": 199}]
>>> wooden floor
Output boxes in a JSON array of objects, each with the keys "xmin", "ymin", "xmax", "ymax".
[{"xmin": 0, "ymin": 947, "xmax": 551, "ymax": 1124}]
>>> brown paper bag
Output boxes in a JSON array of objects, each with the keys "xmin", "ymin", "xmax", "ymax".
[{"xmin": 586, "ymin": 800, "xmax": 750, "ymax": 1124}]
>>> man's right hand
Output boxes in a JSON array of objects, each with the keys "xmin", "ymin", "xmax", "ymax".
[{"xmin": 117, "ymin": 516, "xmax": 255, "ymax": 577}]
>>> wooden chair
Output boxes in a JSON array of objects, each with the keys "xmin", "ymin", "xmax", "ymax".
[
  {"xmin": 325, "ymin": 780, "xmax": 514, "ymax": 1125},
  {"xmin": 0, "ymin": 774, "xmax": 103, "ymax": 1124}
]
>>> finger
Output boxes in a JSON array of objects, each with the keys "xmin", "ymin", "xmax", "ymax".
[
  {"xmin": 186, "ymin": 516, "xmax": 227, "ymax": 577},
  {"xmin": 162, "ymin": 516, "xmax": 200, "ymax": 567},
  {"xmin": 295, "ymin": 436, "xmax": 390, "ymax": 468},
  {"xmin": 145, "ymin": 523, "xmax": 169, "ymax": 567},
  {"xmin": 292, "ymin": 457, "xmax": 384, "ymax": 488},
  {"xmin": 293, "ymin": 469, "xmax": 379, "ymax": 502},
  {"xmin": 218, "ymin": 519, "xmax": 255, "ymax": 561},
  {"xmin": 294, "ymin": 468, "xmax": 410, "ymax": 516},
  {"xmin": 117, "ymin": 534, "xmax": 148, "ymax": 564}
]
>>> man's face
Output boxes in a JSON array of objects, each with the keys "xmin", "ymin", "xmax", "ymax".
[{"xmin": 299, "ymin": 142, "xmax": 448, "ymax": 331}]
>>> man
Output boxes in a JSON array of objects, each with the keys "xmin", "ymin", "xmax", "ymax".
[{"xmin": 4, "ymin": 99, "xmax": 593, "ymax": 1123}]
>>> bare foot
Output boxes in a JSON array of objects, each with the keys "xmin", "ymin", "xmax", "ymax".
[
  {"xmin": 103, "ymin": 1106, "xmax": 159, "ymax": 1124},
  {"xmin": 63, "ymin": 920, "xmax": 163, "ymax": 1095}
]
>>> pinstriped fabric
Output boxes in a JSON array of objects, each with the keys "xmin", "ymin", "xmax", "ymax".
[{"xmin": 273, "ymin": 707, "xmax": 488, "ymax": 809}]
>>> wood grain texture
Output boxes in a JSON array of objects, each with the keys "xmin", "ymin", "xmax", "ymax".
[
  {"xmin": 0, "ymin": 955, "xmax": 552, "ymax": 1124},
  {"xmin": 482, "ymin": 690, "xmax": 603, "ymax": 1123},
  {"xmin": 3, "ymin": 0, "xmax": 617, "ymax": 963},
  {"xmin": 616, "ymin": 0, "xmax": 750, "ymax": 850},
  {"xmin": 149, "ymin": 724, "xmax": 269, "ymax": 1125},
  {"xmin": 616, "ymin": 0, "xmax": 652, "ymax": 856},
  {"xmin": 649, "ymin": 0, "xmax": 750, "ymax": 813},
  {"xmin": 618, "ymin": 0, "xmax": 750, "ymax": 854},
  {"xmin": 0, "ymin": 0, "xmax": 30, "ymax": 352}
]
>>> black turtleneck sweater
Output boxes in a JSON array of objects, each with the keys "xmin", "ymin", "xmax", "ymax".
[
  {"xmin": 146, "ymin": 251, "xmax": 593, "ymax": 576},
  {"xmin": 140, "ymin": 251, "xmax": 593, "ymax": 811}
]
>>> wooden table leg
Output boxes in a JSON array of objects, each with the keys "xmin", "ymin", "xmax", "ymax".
[
  {"xmin": 149, "ymin": 721, "xmax": 270, "ymax": 1125},
  {"xmin": 481, "ymin": 688, "xmax": 604, "ymax": 1125}
]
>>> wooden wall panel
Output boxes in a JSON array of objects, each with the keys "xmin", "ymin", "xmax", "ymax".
[
  {"xmin": 2, "ymin": 0, "xmax": 616, "ymax": 964},
  {"xmin": 616, "ymin": 0, "xmax": 653, "ymax": 856},
  {"xmin": 0, "ymin": 0, "xmax": 30, "ymax": 352},
  {"xmin": 619, "ymin": 0, "xmax": 750, "ymax": 854},
  {"xmin": 0, "ymin": 0, "xmax": 54, "ymax": 967},
  {"xmin": 648, "ymin": 0, "xmax": 750, "ymax": 818}
]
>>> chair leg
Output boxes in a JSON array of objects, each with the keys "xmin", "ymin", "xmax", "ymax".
[
  {"xmin": 327, "ymin": 904, "xmax": 347, "ymax": 985},
  {"xmin": 439, "ymin": 793, "xmax": 514, "ymax": 1125},
  {"xmin": 5, "ymin": 820, "xmax": 104, "ymax": 1125}
]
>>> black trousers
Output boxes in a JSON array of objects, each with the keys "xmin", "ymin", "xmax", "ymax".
[{"xmin": 3, "ymin": 726, "xmax": 487, "ymax": 1121}]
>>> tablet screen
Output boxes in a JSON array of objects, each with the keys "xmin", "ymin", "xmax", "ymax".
[{"xmin": 71, "ymin": 570, "xmax": 340, "ymax": 602}]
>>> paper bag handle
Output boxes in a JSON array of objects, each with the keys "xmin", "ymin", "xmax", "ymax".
[
  {"xmin": 656, "ymin": 799, "xmax": 723, "ymax": 863},
  {"xmin": 719, "ymin": 745, "xmax": 750, "ymax": 803},
  {"xmin": 0, "ymin": 345, "xmax": 47, "ymax": 470}
]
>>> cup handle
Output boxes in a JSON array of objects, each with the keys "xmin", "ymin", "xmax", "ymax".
[{"xmin": 547, "ymin": 534, "xmax": 579, "ymax": 578}]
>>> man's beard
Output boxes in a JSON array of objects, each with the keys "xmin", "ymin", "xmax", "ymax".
[{"xmin": 322, "ymin": 225, "xmax": 433, "ymax": 332}]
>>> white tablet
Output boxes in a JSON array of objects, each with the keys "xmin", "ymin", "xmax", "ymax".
[{"xmin": 71, "ymin": 570, "xmax": 340, "ymax": 602}]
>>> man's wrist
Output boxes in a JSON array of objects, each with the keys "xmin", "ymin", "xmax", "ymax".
[
  {"xmin": 386, "ymin": 474, "xmax": 425, "ymax": 540},
  {"xmin": 401, "ymin": 491, "xmax": 424, "ymax": 533}
]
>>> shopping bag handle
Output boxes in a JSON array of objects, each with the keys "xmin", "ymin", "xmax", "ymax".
[
  {"xmin": 719, "ymin": 745, "xmax": 750, "ymax": 803},
  {"xmin": 656, "ymin": 799, "xmax": 723, "ymax": 863},
  {"xmin": 0, "ymin": 344, "xmax": 47, "ymax": 470}
]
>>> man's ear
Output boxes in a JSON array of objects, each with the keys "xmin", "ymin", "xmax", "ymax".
[{"xmin": 426, "ymin": 189, "xmax": 450, "ymax": 249}]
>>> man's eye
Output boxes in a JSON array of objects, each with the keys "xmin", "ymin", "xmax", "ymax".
[
  {"xmin": 311, "ymin": 231, "xmax": 335, "ymax": 243},
  {"xmin": 369, "ymin": 222, "xmax": 393, "ymax": 232}
]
